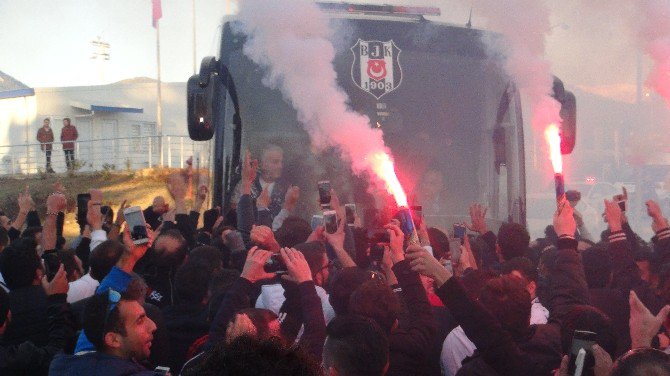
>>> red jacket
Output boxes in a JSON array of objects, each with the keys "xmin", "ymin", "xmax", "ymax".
[
  {"xmin": 60, "ymin": 125, "xmax": 78, "ymax": 150},
  {"xmin": 37, "ymin": 127, "xmax": 54, "ymax": 151}
]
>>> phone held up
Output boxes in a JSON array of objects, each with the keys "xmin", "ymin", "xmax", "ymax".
[{"xmin": 123, "ymin": 206, "xmax": 150, "ymax": 245}]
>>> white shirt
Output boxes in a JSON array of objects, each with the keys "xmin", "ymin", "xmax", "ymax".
[
  {"xmin": 255, "ymin": 283, "xmax": 336, "ymax": 324},
  {"xmin": 0, "ymin": 272, "xmax": 8, "ymax": 292},
  {"xmin": 440, "ymin": 298, "xmax": 549, "ymax": 376},
  {"xmin": 67, "ymin": 273, "xmax": 99, "ymax": 303},
  {"xmin": 90, "ymin": 230, "xmax": 107, "ymax": 251}
]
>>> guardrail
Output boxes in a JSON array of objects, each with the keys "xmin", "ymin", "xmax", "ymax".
[{"xmin": 0, "ymin": 135, "xmax": 208, "ymax": 175}]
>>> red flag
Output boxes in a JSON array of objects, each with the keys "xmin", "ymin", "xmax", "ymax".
[{"xmin": 152, "ymin": 0, "xmax": 162, "ymax": 28}]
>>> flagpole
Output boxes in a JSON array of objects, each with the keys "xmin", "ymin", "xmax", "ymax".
[{"xmin": 156, "ymin": 20, "xmax": 163, "ymax": 167}]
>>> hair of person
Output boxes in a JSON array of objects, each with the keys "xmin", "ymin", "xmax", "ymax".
[
  {"xmin": 348, "ymin": 280, "xmax": 400, "ymax": 334},
  {"xmin": 207, "ymin": 268, "xmax": 241, "ymax": 321},
  {"xmin": 323, "ymin": 315, "xmax": 389, "ymax": 376},
  {"xmin": 427, "ymin": 227, "xmax": 450, "ymax": 260},
  {"xmin": 193, "ymin": 335, "xmax": 320, "ymax": 376},
  {"xmin": 497, "ymin": 223, "xmax": 530, "ymax": 261},
  {"xmin": 501, "ymin": 256, "xmax": 539, "ymax": 283},
  {"xmin": 260, "ymin": 143, "xmax": 283, "ymax": 159},
  {"xmin": 275, "ymin": 216, "xmax": 312, "ymax": 248},
  {"xmin": 175, "ymin": 260, "xmax": 212, "ymax": 305},
  {"xmin": 57, "ymin": 249, "xmax": 80, "ymax": 279},
  {"xmin": 89, "ymin": 240, "xmax": 126, "ymax": 281},
  {"xmin": 154, "ymin": 228, "xmax": 189, "ymax": 265},
  {"xmin": 0, "ymin": 226, "xmax": 8, "ymax": 249},
  {"xmin": 0, "ymin": 288, "xmax": 9, "ymax": 327},
  {"xmin": 581, "ymin": 244, "xmax": 612, "ymax": 289},
  {"xmin": 460, "ymin": 268, "xmax": 498, "ymax": 300},
  {"xmin": 124, "ymin": 273, "xmax": 148, "ymax": 303},
  {"xmin": 560, "ymin": 305, "xmax": 618, "ymax": 360},
  {"xmin": 235, "ymin": 308, "xmax": 280, "ymax": 341},
  {"xmin": 63, "ymin": 117, "xmax": 71, "ymax": 123},
  {"xmin": 479, "ymin": 275, "xmax": 532, "ymax": 340},
  {"xmin": 189, "ymin": 245, "xmax": 223, "ymax": 273},
  {"xmin": 82, "ymin": 290, "xmax": 128, "ymax": 351},
  {"xmin": 293, "ymin": 242, "xmax": 326, "ymax": 275},
  {"xmin": 44, "ymin": 117, "xmax": 50, "ymax": 123},
  {"xmin": 610, "ymin": 347, "xmax": 670, "ymax": 376},
  {"xmin": 0, "ymin": 238, "xmax": 41, "ymax": 290},
  {"xmin": 328, "ymin": 267, "xmax": 376, "ymax": 316},
  {"xmin": 20, "ymin": 226, "xmax": 43, "ymax": 240}
]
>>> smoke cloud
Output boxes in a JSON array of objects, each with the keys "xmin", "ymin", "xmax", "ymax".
[
  {"xmin": 634, "ymin": 0, "xmax": 670, "ymax": 108},
  {"xmin": 235, "ymin": 0, "xmax": 407, "ymax": 203},
  {"xmin": 470, "ymin": 0, "xmax": 562, "ymax": 130}
]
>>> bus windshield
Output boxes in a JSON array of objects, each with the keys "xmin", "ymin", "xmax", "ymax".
[{"xmin": 221, "ymin": 18, "xmax": 523, "ymax": 229}]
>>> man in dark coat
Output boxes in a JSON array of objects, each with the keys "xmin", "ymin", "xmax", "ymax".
[{"xmin": 36, "ymin": 118, "xmax": 55, "ymax": 173}]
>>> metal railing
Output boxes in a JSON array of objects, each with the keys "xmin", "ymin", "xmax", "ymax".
[{"xmin": 0, "ymin": 135, "xmax": 206, "ymax": 175}]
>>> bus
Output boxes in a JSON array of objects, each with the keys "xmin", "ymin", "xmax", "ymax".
[{"xmin": 186, "ymin": 2, "xmax": 576, "ymax": 231}]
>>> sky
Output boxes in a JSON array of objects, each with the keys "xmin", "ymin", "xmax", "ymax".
[{"xmin": 0, "ymin": 0, "xmax": 651, "ymax": 103}]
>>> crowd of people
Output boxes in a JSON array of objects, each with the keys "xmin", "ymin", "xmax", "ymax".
[{"xmin": 0, "ymin": 143, "xmax": 669, "ymax": 376}]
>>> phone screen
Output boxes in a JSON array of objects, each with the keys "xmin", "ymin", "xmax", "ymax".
[
  {"xmin": 568, "ymin": 330, "xmax": 597, "ymax": 375},
  {"xmin": 318, "ymin": 181, "xmax": 331, "ymax": 207},
  {"xmin": 453, "ymin": 224, "xmax": 466, "ymax": 243},
  {"xmin": 345, "ymin": 204, "xmax": 356, "ymax": 225},
  {"xmin": 324, "ymin": 210, "xmax": 337, "ymax": 234},
  {"xmin": 124, "ymin": 207, "xmax": 149, "ymax": 244},
  {"xmin": 77, "ymin": 193, "xmax": 91, "ymax": 223}
]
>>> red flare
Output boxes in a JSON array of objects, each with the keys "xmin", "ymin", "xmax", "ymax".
[
  {"xmin": 369, "ymin": 151, "xmax": 408, "ymax": 207},
  {"xmin": 544, "ymin": 124, "xmax": 563, "ymax": 174}
]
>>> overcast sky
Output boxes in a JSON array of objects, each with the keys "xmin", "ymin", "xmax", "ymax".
[{"xmin": 0, "ymin": 0, "xmax": 652, "ymax": 103}]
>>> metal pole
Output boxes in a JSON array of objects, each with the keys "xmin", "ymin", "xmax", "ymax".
[
  {"xmin": 192, "ymin": 0, "xmax": 197, "ymax": 75},
  {"xmin": 156, "ymin": 21, "xmax": 164, "ymax": 166},
  {"xmin": 167, "ymin": 136, "xmax": 172, "ymax": 168},
  {"xmin": 148, "ymin": 136, "xmax": 153, "ymax": 167},
  {"xmin": 180, "ymin": 137, "xmax": 184, "ymax": 168}
]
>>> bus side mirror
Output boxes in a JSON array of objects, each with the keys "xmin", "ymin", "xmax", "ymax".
[
  {"xmin": 187, "ymin": 57, "xmax": 220, "ymax": 141},
  {"xmin": 552, "ymin": 77, "xmax": 577, "ymax": 155}
]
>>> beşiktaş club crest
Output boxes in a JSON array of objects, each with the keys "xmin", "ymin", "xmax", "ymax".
[{"xmin": 351, "ymin": 39, "xmax": 402, "ymax": 100}]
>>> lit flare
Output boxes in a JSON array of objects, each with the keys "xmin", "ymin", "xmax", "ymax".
[
  {"xmin": 544, "ymin": 124, "xmax": 562, "ymax": 174},
  {"xmin": 369, "ymin": 151, "xmax": 408, "ymax": 207}
]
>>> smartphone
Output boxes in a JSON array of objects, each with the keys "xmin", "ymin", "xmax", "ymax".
[
  {"xmin": 318, "ymin": 180, "xmax": 332, "ymax": 208},
  {"xmin": 310, "ymin": 214, "xmax": 323, "ymax": 231},
  {"xmin": 441, "ymin": 259, "xmax": 453, "ymax": 274},
  {"xmin": 43, "ymin": 253, "xmax": 60, "ymax": 282},
  {"xmin": 264, "ymin": 253, "xmax": 287, "ymax": 274},
  {"xmin": 123, "ymin": 206, "xmax": 149, "ymax": 245},
  {"xmin": 568, "ymin": 330, "xmax": 597, "ymax": 376},
  {"xmin": 449, "ymin": 239, "xmax": 462, "ymax": 263},
  {"xmin": 324, "ymin": 210, "xmax": 338, "ymax": 234},
  {"xmin": 453, "ymin": 224, "xmax": 467, "ymax": 244},
  {"xmin": 617, "ymin": 200, "xmax": 626, "ymax": 212},
  {"xmin": 76, "ymin": 193, "xmax": 91, "ymax": 224},
  {"xmin": 345, "ymin": 204, "xmax": 356, "ymax": 225}
]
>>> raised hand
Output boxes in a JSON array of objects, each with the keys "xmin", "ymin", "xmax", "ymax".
[
  {"xmin": 629, "ymin": 290, "xmax": 670, "ymax": 349},
  {"xmin": 17, "ymin": 186, "xmax": 34, "ymax": 214},
  {"xmin": 240, "ymin": 246, "xmax": 275, "ymax": 283},
  {"xmin": 250, "ymin": 225, "xmax": 280, "ymax": 252},
  {"xmin": 41, "ymin": 264, "xmax": 69, "ymax": 295},
  {"xmin": 603, "ymin": 199, "xmax": 624, "ymax": 232},
  {"xmin": 241, "ymin": 150, "xmax": 258, "ymax": 195},
  {"xmin": 553, "ymin": 197, "xmax": 576, "ymax": 237},
  {"xmin": 646, "ymin": 200, "xmax": 669, "ymax": 232},
  {"xmin": 257, "ymin": 186, "xmax": 271, "ymax": 210},
  {"xmin": 46, "ymin": 192, "xmax": 67, "ymax": 213},
  {"xmin": 406, "ymin": 245, "xmax": 452, "ymax": 287},
  {"xmin": 283, "ymin": 186, "xmax": 300, "ymax": 212},
  {"xmin": 467, "ymin": 203, "xmax": 488, "ymax": 234},
  {"xmin": 280, "ymin": 248, "xmax": 313, "ymax": 284},
  {"xmin": 385, "ymin": 223, "xmax": 405, "ymax": 264}
]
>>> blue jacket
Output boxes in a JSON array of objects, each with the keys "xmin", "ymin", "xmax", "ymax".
[{"xmin": 49, "ymin": 351, "xmax": 160, "ymax": 376}]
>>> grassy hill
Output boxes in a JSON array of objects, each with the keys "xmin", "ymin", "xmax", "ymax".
[{"xmin": 0, "ymin": 169, "xmax": 175, "ymax": 240}]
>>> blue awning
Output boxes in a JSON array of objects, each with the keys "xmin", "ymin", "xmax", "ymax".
[
  {"xmin": 71, "ymin": 101, "xmax": 143, "ymax": 114},
  {"xmin": 0, "ymin": 88, "xmax": 35, "ymax": 100}
]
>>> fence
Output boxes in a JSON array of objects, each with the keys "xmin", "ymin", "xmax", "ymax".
[{"xmin": 0, "ymin": 135, "xmax": 208, "ymax": 175}]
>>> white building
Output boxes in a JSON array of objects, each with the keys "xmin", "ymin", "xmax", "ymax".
[{"xmin": 0, "ymin": 71, "xmax": 193, "ymax": 174}]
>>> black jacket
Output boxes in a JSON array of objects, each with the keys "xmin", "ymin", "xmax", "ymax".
[
  {"xmin": 162, "ymin": 303, "xmax": 209, "ymax": 373},
  {"xmin": 439, "ymin": 237, "xmax": 585, "ymax": 375},
  {"xmin": 387, "ymin": 260, "xmax": 437, "ymax": 376},
  {"xmin": 0, "ymin": 294, "xmax": 75, "ymax": 376},
  {"xmin": 49, "ymin": 351, "xmax": 162, "ymax": 376},
  {"xmin": 2, "ymin": 286, "xmax": 49, "ymax": 347}
]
